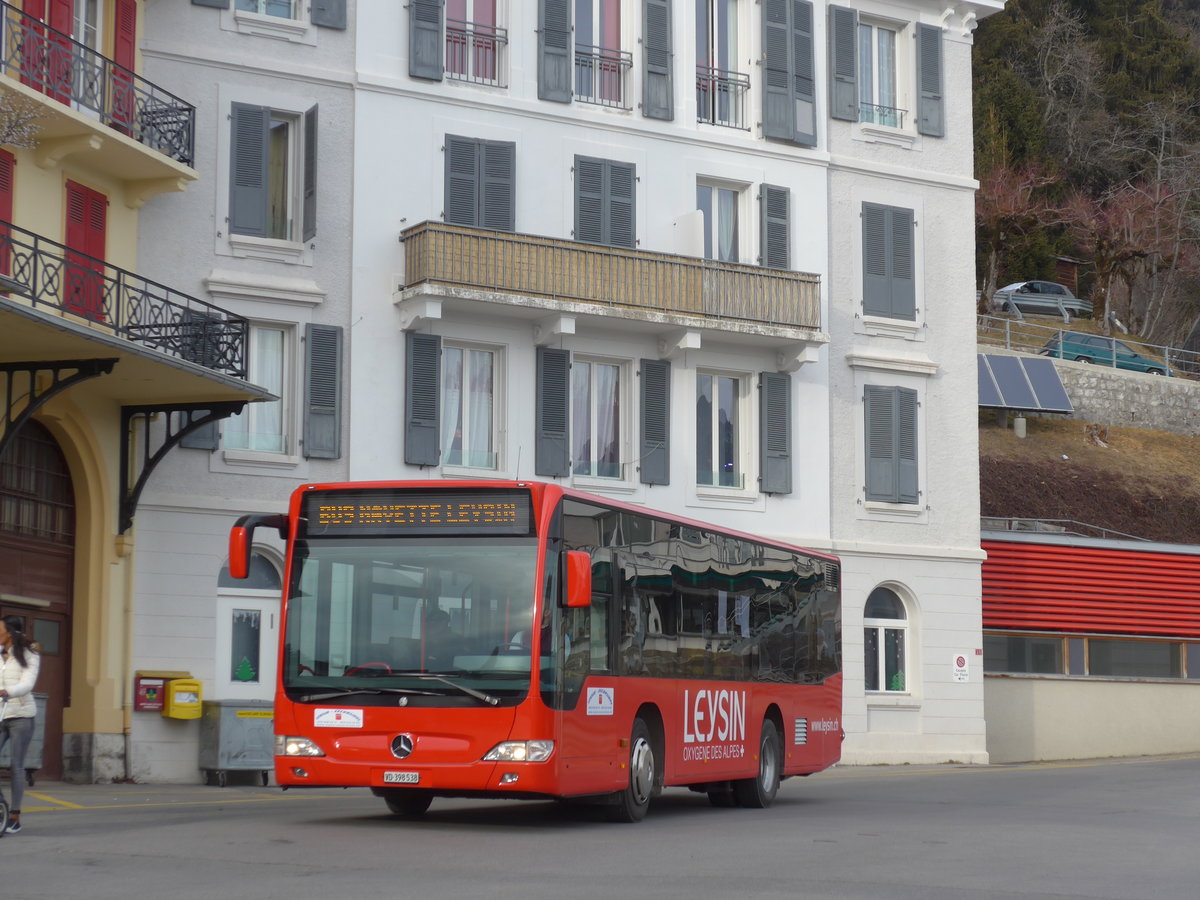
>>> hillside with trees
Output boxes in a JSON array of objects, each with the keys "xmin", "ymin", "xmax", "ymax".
[{"xmin": 973, "ymin": 0, "xmax": 1200, "ymax": 349}]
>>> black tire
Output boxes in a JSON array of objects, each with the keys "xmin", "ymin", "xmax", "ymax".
[
  {"xmin": 0, "ymin": 795, "xmax": 8, "ymax": 836},
  {"xmin": 1148, "ymin": 368, "xmax": 1165, "ymax": 376},
  {"xmin": 1074, "ymin": 356, "xmax": 1093, "ymax": 364},
  {"xmin": 382, "ymin": 789, "xmax": 434, "ymax": 817},
  {"xmin": 733, "ymin": 720, "xmax": 782, "ymax": 809},
  {"xmin": 611, "ymin": 718, "xmax": 655, "ymax": 822}
]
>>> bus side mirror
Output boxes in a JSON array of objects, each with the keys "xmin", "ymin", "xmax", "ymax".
[
  {"xmin": 228, "ymin": 514, "xmax": 289, "ymax": 579},
  {"xmin": 564, "ymin": 550, "xmax": 592, "ymax": 609}
]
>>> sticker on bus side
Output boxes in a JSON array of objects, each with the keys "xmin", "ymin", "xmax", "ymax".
[
  {"xmin": 586, "ymin": 686, "xmax": 614, "ymax": 716},
  {"xmin": 314, "ymin": 708, "xmax": 364, "ymax": 728}
]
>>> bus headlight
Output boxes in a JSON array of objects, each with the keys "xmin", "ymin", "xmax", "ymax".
[
  {"xmin": 276, "ymin": 735, "xmax": 326, "ymax": 757},
  {"xmin": 483, "ymin": 740, "xmax": 554, "ymax": 762}
]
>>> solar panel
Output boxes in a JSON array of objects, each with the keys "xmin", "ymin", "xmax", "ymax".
[{"xmin": 977, "ymin": 354, "xmax": 1074, "ymax": 414}]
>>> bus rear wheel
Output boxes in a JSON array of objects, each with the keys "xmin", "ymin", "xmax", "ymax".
[
  {"xmin": 381, "ymin": 789, "xmax": 434, "ymax": 817},
  {"xmin": 611, "ymin": 718, "xmax": 656, "ymax": 822},
  {"xmin": 733, "ymin": 719, "xmax": 781, "ymax": 809}
]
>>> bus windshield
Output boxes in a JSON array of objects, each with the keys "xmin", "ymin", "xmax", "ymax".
[{"xmin": 282, "ymin": 536, "xmax": 540, "ymax": 706}]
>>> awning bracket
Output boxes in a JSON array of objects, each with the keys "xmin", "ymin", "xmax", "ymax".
[{"xmin": 0, "ymin": 359, "xmax": 118, "ymax": 458}]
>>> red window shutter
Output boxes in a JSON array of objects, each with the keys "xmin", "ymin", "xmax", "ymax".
[
  {"xmin": 64, "ymin": 180, "xmax": 107, "ymax": 321},
  {"xmin": 112, "ymin": 0, "xmax": 137, "ymax": 130},
  {"xmin": 0, "ymin": 150, "xmax": 14, "ymax": 277},
  {"xmin": 25, "ymin": 0, "xmax": 46, "ymax": 20},
  {"xmin": 48, "ymin": 0, "xmax": 72, "ymax": 33}
]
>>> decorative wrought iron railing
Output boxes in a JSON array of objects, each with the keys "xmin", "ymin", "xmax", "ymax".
[
  {"xmin": 574, "ymin": 44, "xmax": 632, "ymax": 109},
  {"xmin": 400, "ymin": 222, "xmax": 821, "ymax": 330},
  {"xmin": 696, "ymin": 66, "xmax": 750, "ymax": 129},
  {"xmin": 0, "ymin": 1, "xmax": 195, "ymax": 165},
  {"xmin": 446, "ymin": 17, "xmax": 507, "ymax": 87},
  {"xmin": 859, "ymin": 102, "xmax": 905, "ymax": 129},
  {"xmin": 0, "ymin": 220, "xmax": 247, "ymax": 378}
]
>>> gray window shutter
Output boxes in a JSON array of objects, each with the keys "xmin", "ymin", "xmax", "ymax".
[
  {"xmin": 311, "ymin": 0, "xmax": 347, "ymax": 29},
  {"xmin": 229, "ymin": 103, "xmax": 268, "ymax": 238},
  {"xmin": 761, "ymin": 0, "xmax": 791, "ymax": 140},
  {"xmin": 302, "ymin": 104, "xmax": 317, "ymax": 243},
  {"xmin": 410, "ymin": 0, "xmax": 445, "ymax": 82},
  {"xmin": 896, "ymin": 387, "xmax": 918, "ymax": 503},
  {"xmin": 759, "ymin": 183, "xmax": 790, "ymax": 270},
  {"xmin": 916, "ymin": 23, "xmax": 944, "ymax": 137},
  {"xmin": 303, "ymin": 323, "xmax": 342, "ymax": 459},
  {"xmin": 759, "ymin": 372, "xmax": 791, "ymax": 495},
  {"xmin": 536, "ymin": 347, "xmax": 570, "ymax": 477},
  {"xmin": 890, "ymin": 206, "xmax": 916, "ymax": 318},
  {"xmin": 444, "ymin": 135, "xmax": 479, "ymax": 227},
  {"xmin": 863, "ymin": 203, "xmax": 915, "ymax": 319},
  {"xmin": 191, "ymin": 0, "xmax": 228, "ymax": 8},
  {"xmin": 575, "ymin": 156, "xmax": 604, "ymax": 244},
  {"xmin": 539, "ymin": 0, "xmax": 572, "ymax": 103},
  {"xmin": 791, "ymin": 1, "xmax": 816, "ymax": 145},
  {"xmin": 639, "ymin": 358, "xmax": 670, "ymax": 485},
  {"xmin": 405, "ymin": 332, "xmax": 441, "ymax": 466},
  {"xmin": 480, "ymin": 140, "xmax": 516, "ymax": 232},
  {"xmin": 180, "ymin": 414, "xmax": 219, "ymax": 450},
  {"xmin": 828, "ymin": 5, "xmax": 858, "ymax": 121},
  {"xmin": 606, "ymin": 161, "xmax": 636, "ymax": 249},
  {"xmin": 642, "ymin": 0, "xmax": 673, "ymax": 121},
  {"xmin": 180, "ymin": 308, "xmax": 220, "ymax": 368},
  {"xmin": 864, "ymin": 385, "xmax": 895, "ymax": 501}
]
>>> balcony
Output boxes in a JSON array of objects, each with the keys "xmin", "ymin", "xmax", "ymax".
[
  {"xmin": 0, "ymin": 219, "xmax": 246, "ymax": 379},
  {"xmin": 446, "ymin": 17, "xmax": 507, "ymax": 87},
  {"xmin": 696, "ymin": 66, "xmax": 750, "ymax": 130},
  {"xmin": 574, "ymin": 44, "xmax": 632, "ymax": 109},
  {"xmin": 0, "ymin": 2, "xmax": 195, "ymax": 183},
  {"xmin": 399, "ymin": 222, "xmax": 821, "ymax": 331},
  {"xmin": 859, "ymin": 103, "xmax": 906, "ymax": 129}
]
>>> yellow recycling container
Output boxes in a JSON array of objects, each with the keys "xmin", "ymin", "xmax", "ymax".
[{"xmin": 162, "ymin": 678, "xmax": 203, "ymax": 720}]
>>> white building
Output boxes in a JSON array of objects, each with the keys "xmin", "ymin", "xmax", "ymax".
[
  {"xmin": 129, "ymin": 1, "xmax": 354, "ymax": 782},
  {"xmin": 113, "ymin": 0, "xmax": 998, "ymax": 781},
  {"xmin": 352, "ymin": 0, "xmax": 999, "ymax": 767}
]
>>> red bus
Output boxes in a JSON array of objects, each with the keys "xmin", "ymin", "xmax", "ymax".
[{"xmin": 229, "ymin": 480, "xmax": 842, "ymax": 822}]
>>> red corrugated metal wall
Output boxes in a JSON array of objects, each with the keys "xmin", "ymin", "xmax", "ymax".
[{"xmin": 982, "ymin": 540, "xmax": 1200, "ymax": 638}]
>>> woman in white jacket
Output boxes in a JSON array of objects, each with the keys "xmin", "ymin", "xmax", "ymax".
[{"xmin": 0, "ymin": 615, "xmax": 40, "ymax": 834}]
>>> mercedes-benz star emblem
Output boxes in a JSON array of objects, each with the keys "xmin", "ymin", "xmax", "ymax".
[{"xmin": 391, "ymin": 734, "xmax": 415, "ymax": 759}]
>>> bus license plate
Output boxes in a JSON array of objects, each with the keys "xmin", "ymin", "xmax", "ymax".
[{"xmin": 383, "ymin": 771, "xmax": 420, "ymax": 784}]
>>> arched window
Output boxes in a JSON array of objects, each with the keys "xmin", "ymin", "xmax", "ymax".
[{"xmin": 864, "ymin": 587, "xmax": 907, "ymax": 692}]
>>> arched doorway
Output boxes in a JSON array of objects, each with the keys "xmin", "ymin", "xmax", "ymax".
[{"xmin": 0, "ymin": 420, "xmax": 74, "ymax": 781}]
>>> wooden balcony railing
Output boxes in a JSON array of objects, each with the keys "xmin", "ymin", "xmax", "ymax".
[{"xmin": 400, "ymin": 222, "xmax": 821, "ymax": 330}]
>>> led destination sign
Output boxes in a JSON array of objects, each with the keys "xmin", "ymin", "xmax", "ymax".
[{"xmin": 302, "ymin": 489, "xmax": 533, "ymax": 537}]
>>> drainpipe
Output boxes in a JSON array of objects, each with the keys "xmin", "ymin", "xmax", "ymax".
[{"xmin": 116, "ymin": 533, "xmax": 135, "ymax": 782}]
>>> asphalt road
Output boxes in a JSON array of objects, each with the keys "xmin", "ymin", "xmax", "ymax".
[{"xmin": 3, "ymin": 754, "xmax": 1197, "ymax": 900}]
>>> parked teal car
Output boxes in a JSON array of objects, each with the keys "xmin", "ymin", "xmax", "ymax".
[{"xmin": 1040, "ymin": 332, "xmax": 1171, "ymax": 376}]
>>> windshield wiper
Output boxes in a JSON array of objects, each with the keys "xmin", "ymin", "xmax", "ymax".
[
  {"xmin": 292, "ymin": 687, "xmax": 439, "ymax": 702},
  {"xmin": 394, "ymin": 673, "xmax": 500, "ymax": 706}
]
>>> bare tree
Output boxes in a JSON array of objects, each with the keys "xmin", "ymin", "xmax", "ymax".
[
  {"xmin": 975, "ymin": 161, "xmax": 1063, "ymax": 310},
  {"xmin": 0, "ymin": 92, "xmax": 41, "ymax": 150}
]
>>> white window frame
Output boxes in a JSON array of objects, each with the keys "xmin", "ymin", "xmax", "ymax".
[
  {"xmin": 696, "ymin": 178, "xmax": 746, "ymax": 264},
  {"xmin": 694, "ymin": 368, "xmax": 754, "ymax": 498},
  {"xmin": 216, "ymin": 548, "xmax": 282, "ymax": 703},
  {"xmin": 74, "ymin": 0, "xmax": 102, "ymax": 50},
  {"xmin": 221, "ymin": 321, "xmax": 297, "ymax": 464},
  {"xmin": 854, "ymin": 14, "xmax": 915, "ymax": 145},
  {"xmin": 864, "ymin": 588, "xmax": 909, "ymax": 694},
  {"xmin": 224, "ymin": 0, "xmax": 317, "ymax": 45},
  {"xmin": 570, "ymin": 354, "xmax": 631, "ymax": 486},
  {"xmin": 216, "ymin": 85, "xmax": 316, "ymax": 265},
  {"xmin": 440, "ymin": 339, "xmax": 505, "ymax": 475}
]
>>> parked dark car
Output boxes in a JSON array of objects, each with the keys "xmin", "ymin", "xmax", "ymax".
[
  {"xmin": 1041, "ymin": 332, "xmax": 1171, "ymax": 376},
  {"xmin": 993, "ymin": 281, "xmax": 1093, "ymax": 318}
]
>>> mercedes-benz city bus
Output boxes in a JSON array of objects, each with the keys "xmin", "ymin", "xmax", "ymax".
[{"xmin": 228, "ymin": 480, "xmax": 842, "ymax": 822}]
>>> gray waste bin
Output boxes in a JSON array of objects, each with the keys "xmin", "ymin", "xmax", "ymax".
[
  {"xmin": 0, "ymin": 692, "xmax": 47, "ymax": 786},
  {"xmin": 198, "ymin": 699, "xmax": 274, "ymax": 786}
]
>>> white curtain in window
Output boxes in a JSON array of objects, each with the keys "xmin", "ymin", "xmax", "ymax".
[
  {"xmin": 466, "ymin": 349, "xmax": 494, "ymax": 467},
  {"xmin": 441, "ymin": 347, "xmax": 464, "ymax": 465},
  {"xmin": 595, "ymin": 363, "xmax": 620, "ymax": 477}
]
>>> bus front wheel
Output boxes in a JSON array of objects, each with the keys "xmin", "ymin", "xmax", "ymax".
[
  {"xmin": 381, "ymin": 789, "xmax": 434, "ymax": 817},
  {"xmin": 733, "ymin": 719, "xmax": 781, "ymax": 809},
  {"xmin": 611, "ymin": 718, "xmax": 656, "ymax": 822}
]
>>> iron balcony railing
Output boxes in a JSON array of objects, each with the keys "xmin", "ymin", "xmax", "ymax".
[
  {"xmin": 696, "ymin": 66, "xmax": 750, "ymax": 129},
  {"xmin": 446, "ymin": 17, "xmax": 508, "ymax": 87},
  {"xmin": 400, "ymin": 222, "xmax": 821, "ymax": 329},
  {"xmin": 0, "ymin": 220, "xmax": 247, "ymax": 378},
  {"xmin": 859, "ymin": 102, "xmax": 905, "ymax": 128},
  {"xmin": 0, "ymin": 1, "xmax": 195, "ymax": 165},
  {"xmin": 574, "ymin": 44, "xmax": 632, "ymax": 109}
]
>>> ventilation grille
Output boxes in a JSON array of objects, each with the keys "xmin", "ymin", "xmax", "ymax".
[
  {"xmin": 823, "ymin": 562, "xmax": 841, "ymax": 590},
  {"xmin": 794, "ymin": 718, "xmax": 809, "ymax": 746}
]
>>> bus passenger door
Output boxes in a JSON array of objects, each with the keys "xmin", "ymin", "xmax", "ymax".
[{"xmin": 552, "ymin": 551, "xmax": 623, "ymax": 795}]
